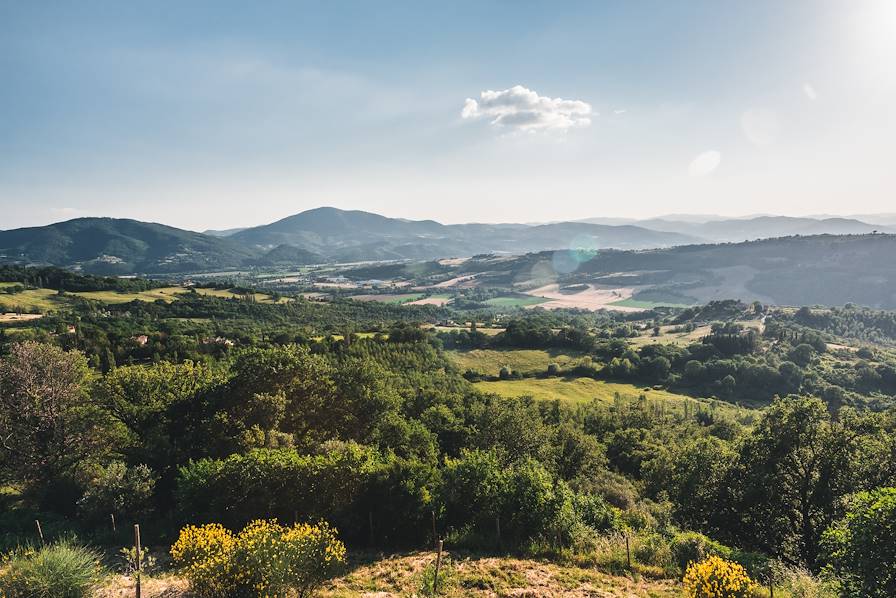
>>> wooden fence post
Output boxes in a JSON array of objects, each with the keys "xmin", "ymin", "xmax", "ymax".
[
  {"xmin": 134, "ymin": 524, "xmax": 142, "ymax": 598},
  {"xmin": 431, "ymin": 511, "xmax": 437, "ymax": 549},
  {"xmin": 495, "ymin": 515, "xmax": 501, "ymax": 550},
  {"xmin": 433, "ymin": 538, "xmax": 444, "ymax": 594},
  {"xmin": 35, "ymin": 520, "xmax": 44, "ymax": 545},
  {"xmin": 111, "ymin": 513, "xmax": 116, "ymax": 532},
  {"xmin": 625, "ymin": 533, "xmax": 631, "ymax": 569}
]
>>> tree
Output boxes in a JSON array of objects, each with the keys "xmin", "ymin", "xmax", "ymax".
[
  {"xmin": 0, "ymin": 342, "xmax": 105, "ymax": 492},
  {"xmin": 730, "ymin": 397, "xmax": 864, "ymax": 566},
  {"xmin": 822, "ymin": 487, "xmax": 896, "ymax": 597}
]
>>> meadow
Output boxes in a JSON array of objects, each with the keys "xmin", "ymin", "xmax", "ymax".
[
  {"xmin": 473, "ymin": 376, "xmax": 702, "ymax": 407},
  {"xmin": 446, "ymin": 348, "xmax": 584, "ymax": 376}
]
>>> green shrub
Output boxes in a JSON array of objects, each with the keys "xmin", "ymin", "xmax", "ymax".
[
  {"xmin": 633, "ymin": 532, "xmax": 672, "ymax": 570},
  {"xmin": 77, "ymin": 462, "xmax": 157, "ymax": 523},
  {"xmin": 0, "ymin": 541, "xmax": 104, "ymax": 598},
  {"xmin": 821, "ymin": 486, "xmax": 896, "ymax": 597},
  {"xmin": 670, "ymin": 531, "xmax": 732, "ymax": 573}
]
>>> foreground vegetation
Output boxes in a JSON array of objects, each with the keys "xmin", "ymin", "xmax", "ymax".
[{"xmin": 1, "ymin": 268, "xmax": 896, "ymax": 596}]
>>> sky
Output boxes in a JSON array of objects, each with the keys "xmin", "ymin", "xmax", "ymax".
[{"xmin": 2, "ymin": 0, "xmax": 895, "ymax": 231}]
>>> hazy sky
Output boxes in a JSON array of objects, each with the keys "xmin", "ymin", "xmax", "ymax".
[{"xmin": 2, "ymin": 1, "xmax": 895, "ymax": 230}]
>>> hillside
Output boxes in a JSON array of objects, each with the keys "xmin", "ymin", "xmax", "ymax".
[
  {"xmin": 578, "ymin": 214, "xmax": 894, "ymax": 242},
  {"xmin": 457, "ymin": 233, "xmax": 896, "ymax": 308},
  {"xmin": 0, "ymin": 218, "xmax": 259, "ymax": 275},
  {"xmin": 231, "ymin": 207, "xmax": 700, "ymax": 260}
]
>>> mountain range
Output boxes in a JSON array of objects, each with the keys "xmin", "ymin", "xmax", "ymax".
[{"xmin": 2, "ymin": 207, "xmax": 895, "ymax": 274}]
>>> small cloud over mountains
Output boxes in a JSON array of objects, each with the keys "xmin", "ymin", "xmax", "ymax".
[{"xmin": 462, "ymin": 85, "xmax": 592, "ymax": 132}]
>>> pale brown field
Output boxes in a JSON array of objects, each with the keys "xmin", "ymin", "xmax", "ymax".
[
  {"xmin": 523, "ymin": 284, "xmax": 643, "ymax": 312},
  {"xmin": 406, "ymin": 295, "xmax": 452, "ymax": 306},
  {"xmin": 0, "ymin": 313, "xmax": 44, "ymax": 322}
]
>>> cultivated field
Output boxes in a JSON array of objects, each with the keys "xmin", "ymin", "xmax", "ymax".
[
  {"xmin": 406, "ymin": 294, "xmax": 453, "ymax": 306},
  {"xmin": 523, "ymin": 284, "xmax": 642, "ymax": 312}
]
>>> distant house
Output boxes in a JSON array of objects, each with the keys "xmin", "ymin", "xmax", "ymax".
[
  {"xmin": 202, "ymin": 336, "xmax": 235, "ymax": 347},
  {"xmin": 66, "ymin": 325, "xmax": 77, "ymax": 334},
  {"xmin": 133, "ymin": 335, "xmax": 149, "ymax": 346}
]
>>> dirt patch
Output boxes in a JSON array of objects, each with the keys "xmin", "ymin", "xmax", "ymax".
[
  {"xmin": 524, "ymin": 284, "xmax": 642, "ymax": 312},
  {"xmin": 0, "ymin": 313, "xmax": 43, "ymax": 322},
  {"xmin": 406, "ymin": 296, "xmax": 452, "ymax": 306},
  {"xmin": 435, "ymin": 274, "xmax": 481, "ymax": 288},
  {"xmin": 96, "ymin": 575, "xmax": 191, "ymax": 598}
]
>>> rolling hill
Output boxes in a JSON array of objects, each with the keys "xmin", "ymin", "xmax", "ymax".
[
  {"xmin": 458, "ymin": 233, "xmax": 896, "ymax": 309},
  {"xmin": 0, "ymin": 218, "xmax": 259, "ymax": 275}
]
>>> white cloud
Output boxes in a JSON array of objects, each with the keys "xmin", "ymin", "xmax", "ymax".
[
  {"xmin": 689, "ymin": 151, "xmax": 721, "ymax": 177},
  {"xmin": 803, "ymin": 83, "xmax": 818, "ymax": 101},
  {"xmin": 461, "ymin": 85, "xmax": 592, "ymax": 132}
]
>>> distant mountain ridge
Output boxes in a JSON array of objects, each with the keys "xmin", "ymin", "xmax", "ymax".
[
  {"xmin": 230, "ymin": 207, "xmax": 701, "ymax": 261},
  {"xmin": 2, "ymin": 207, "xmax": 895, "ymax": 275}
]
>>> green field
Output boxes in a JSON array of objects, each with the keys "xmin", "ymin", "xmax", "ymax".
[
  {"xmin": 484, "ymin": 295, "xmax": 551, "ymax": 308},
  {"xmin": 609, "ymin": 298, "xmax": 694, "ymax": 309},
  {"xmin": 473, "ymin": 377, "xmax": 728, "ymax": 413},
  {"xmin": 447, "ymin": 348, "xmax": 584, "ymax": 376},
  {"xmin": 0, "ymin": 288, "xmax": 66, "ymax": 312},
  {"xmin": 0, "ymin": 283, "xmax": 290, "ymax": 311},
  {"xmin": 348, "ymin": 293, "xmax": 425, "ymax": 304}
]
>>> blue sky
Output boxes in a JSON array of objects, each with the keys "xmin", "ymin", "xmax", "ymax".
[{"xmin": 2, "ymin": 1, "xmax": 895, "ymax": 230}]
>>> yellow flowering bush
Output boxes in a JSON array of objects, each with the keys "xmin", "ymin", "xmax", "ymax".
[
  {"xmin": 170, "ymin": 519, "xmax": 346, "ymax": 598},
  {"xmin": 683, "ymin": 555, "xmax": 757, "ymax": 598},
  {"xmin": 170, "ymin": 523, "xmax": 237, "ymax": 596}
]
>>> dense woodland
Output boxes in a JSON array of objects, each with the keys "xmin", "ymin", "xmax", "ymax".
[{"xmin": 1, "ymin": 269, "xmax": 896, "ymax": 596}]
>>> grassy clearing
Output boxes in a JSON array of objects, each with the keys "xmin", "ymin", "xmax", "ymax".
[
  {"xmin": 484, "ymin": 295, "xmax": 551, "ymax": 308},
  {"xmin": 70, "ymin": 286, "xmax": 188, "ymax": 303},
  {"xmin": 475, "ymin": 377, "xmax": 702, "ymax": 407},
  {"xmin": 447, "ymin": 348, "xmax": 584, "ymax": 376},
  {"xmin": 434, "ymin": 326, "xmax": 505, "ymax": 336},
  {"xmin": 630, "ymin": 325, "xmax": 712, "ymax": 347},
  {"xmin": 0, "ymin": 289, "xmax": 66, "ymax": 313},
  {"xmin": 67, "ymin": 287, "xmax": 289, "ymax": 305},
  {"xmin": 609, "ymin": 298, "xmax": 693, "ymax": 309},
  {"xmin": 348, "ymin": 293, "xmax": 425, "ymax": 304}
]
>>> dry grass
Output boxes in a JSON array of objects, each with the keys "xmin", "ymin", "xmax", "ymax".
[
  {"xmin": 96, "ymin": 574, "xmax": 191, "ymax": 597},
  {"xmin": 0, "ymin": 313, "xmax": 44, "ymax": 322},
  {"xmin": 94, "ymin": 552, "xmax": 681, "ymax": 598},
  {"xmin": 321, "ymin": 551, "xmax": 680, "ymax": 598}
]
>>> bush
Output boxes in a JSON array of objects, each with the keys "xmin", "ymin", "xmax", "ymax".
[
  {"xmin": 683, "ymin": 555, "xmax": 756, "ymax": 598},
  {"xmin": 171, "ymin": 519, "xmax": 346, "ymax": 598},
  {"xmin": 77, "ymin": 462, "xmax": 157, "ymax": 523},
  {"xmin": 0, "ymin": 541, "xmax": 104, "ymax": 598},
  {"xmin": 671, "ymin": 531, "xmax": 732, "ymax": 573}
]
